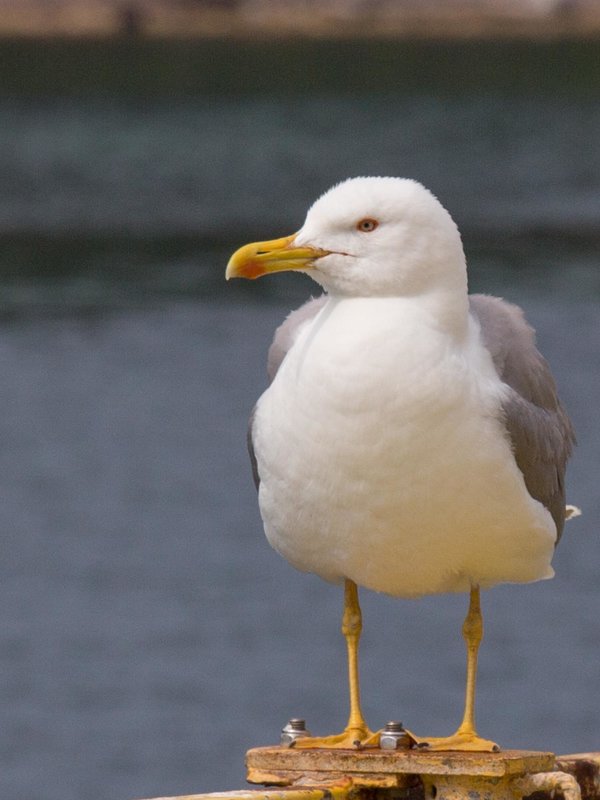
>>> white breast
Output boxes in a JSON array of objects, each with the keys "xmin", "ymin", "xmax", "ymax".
[{"xmin": 253, "ymin": 297, "xmax": 556, "ymax": 597}]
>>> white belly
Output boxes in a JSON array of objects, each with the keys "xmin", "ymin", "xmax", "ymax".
[{"xmin": 253, "ymin": 297, "xmax": 556, "ymax": 597}]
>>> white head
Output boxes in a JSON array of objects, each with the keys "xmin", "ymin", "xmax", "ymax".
[
  {"xmin": 297, "ymin": 177, "xmax": 467, "ymax": 297},
  {"xmin": 227, "ymin": 176, "xmax": 467, "ymax": 301}
]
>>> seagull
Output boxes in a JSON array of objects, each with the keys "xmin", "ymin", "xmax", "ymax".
[{"xmin": 226, "ymin": 177, "xmax": 575, "ymax": 752}]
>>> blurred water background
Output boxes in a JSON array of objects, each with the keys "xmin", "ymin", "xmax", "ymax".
[{"xmin": 0, "ymin": 36, "xmax": 599, "ymax": 800}]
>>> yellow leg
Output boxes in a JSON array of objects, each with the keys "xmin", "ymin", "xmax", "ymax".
[
  {"xmin": 342, "ymin": 579, "xmax": 372, "ymax": 741},
  {"xmin": 293, "ymin": 580, "xmax": 376, "ymax": 749},
  {"xmin": 411, "ymin": 587, "xmax": 499, "ymax": 752}
]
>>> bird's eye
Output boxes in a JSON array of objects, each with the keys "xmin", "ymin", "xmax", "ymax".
[{"xmin": 356, "ymin": 218, "xmax": 378, "ymax": 233}]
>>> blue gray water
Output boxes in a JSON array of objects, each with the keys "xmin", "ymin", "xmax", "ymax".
[{"xmin": 0, "ymin": 89, "xmax": 599, "ymax": 800}]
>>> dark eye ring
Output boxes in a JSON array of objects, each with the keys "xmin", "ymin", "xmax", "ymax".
[{"xmin": 356, "ymin": 218, "xmax": 378, "ymax": 233}]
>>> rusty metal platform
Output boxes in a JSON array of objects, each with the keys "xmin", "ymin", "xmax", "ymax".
[
  {"xmin": 246, "ymin": 745, "xmax": 556, "ymax": 787},
  {"xmin": 138, "ymin": 750, "xmax": 600, "ymax": 800}
]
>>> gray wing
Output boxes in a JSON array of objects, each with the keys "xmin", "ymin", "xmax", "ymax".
[
  {"xmin": 470, "ymin": 294, "xmax": 575, "ymax": 542},
  {"xmin": 248, "ymin": 295, "xmax": 328, "ymax": 490}
]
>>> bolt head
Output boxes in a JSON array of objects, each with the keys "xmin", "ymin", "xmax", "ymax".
[
  {"xmin": 280, "ymin": 718, "xmax": 311, "ymax": 747},
  {"xmin": 383, "ymin": 721, "xmax": 404, "ymax": 733}
]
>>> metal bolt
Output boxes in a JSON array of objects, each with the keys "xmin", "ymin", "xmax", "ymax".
[
  {"xmin": 380, "ymin": 720, "xmax": 411, "ymax": 750},
  {"xmin": 280, "ymin": 718, "xmax": 312, "ymax": 747}
]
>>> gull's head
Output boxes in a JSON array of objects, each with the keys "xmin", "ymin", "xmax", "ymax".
[{"xmin": 226, "ymin": 177, "xmax": 467, "ymax": 298}]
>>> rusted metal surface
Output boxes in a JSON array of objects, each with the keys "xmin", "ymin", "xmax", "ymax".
[
  {"xmin": 556, "ymin": 755, "xmax": 600, "ymax": 800},
  {"xmin": 245, "ymin": 747, "xmax": 556, "ymax": 787},
  {"xmin": 138, "ymin": 751, "xmax": 600, "ymax": 800},
  {"xmin": 512, "ymin": 770, "xmax": 581, "ymax": 800}
]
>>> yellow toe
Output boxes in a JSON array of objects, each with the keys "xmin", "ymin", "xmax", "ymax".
[
  {"xmin": 291, "ymin": 725, "xmax": 375, "ymax": 750},
  {"xmin": 411, "ymin": 730, "xmax": 499, "ymax": 752}
]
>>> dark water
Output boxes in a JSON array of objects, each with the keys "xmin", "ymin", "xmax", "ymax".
[{"xmin": 0, "ymin": 40, "xmax": 599, "ymax": 800}]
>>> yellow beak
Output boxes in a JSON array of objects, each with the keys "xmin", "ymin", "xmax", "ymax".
[{"xmin": 226, "ymin": 233, "xmax": 329, "ymax": 280}]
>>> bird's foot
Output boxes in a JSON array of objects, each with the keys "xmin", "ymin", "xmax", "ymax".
[
  {"xmin": 411, "ymin": 729, "xmax": 500, "ymax": 753},
  {"xmin": 291, "ymin": 724, "xmax": 378, "ymax": 750}
]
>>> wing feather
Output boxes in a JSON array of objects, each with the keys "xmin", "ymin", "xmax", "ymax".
[{"xmin": 470, "ymin": 294, "xmax": 575, "ymax": 541}]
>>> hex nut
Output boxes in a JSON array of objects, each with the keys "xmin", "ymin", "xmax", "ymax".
[
  {"xmin": 280, "ymin": 719, "xmax": 311, "ymax": 747},
  {"xmin": 380, "ymin": 721, "xmax": 411, "ymax": 750}
]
